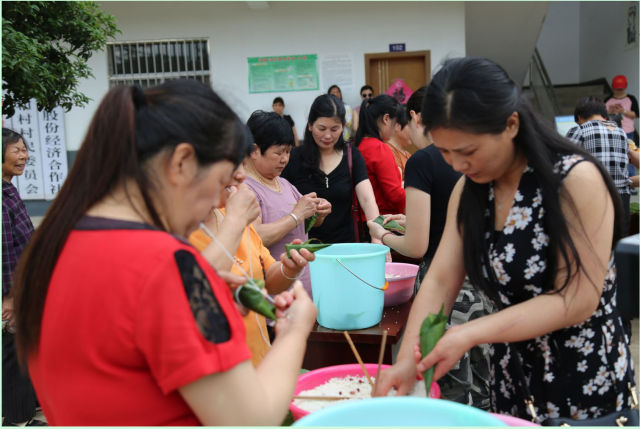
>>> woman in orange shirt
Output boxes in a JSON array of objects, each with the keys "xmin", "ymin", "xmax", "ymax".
[{"xmin": 190, "ymin": 165, "xmax": 314, "ymax": 366}]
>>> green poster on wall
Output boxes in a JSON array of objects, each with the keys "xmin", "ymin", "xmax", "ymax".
[{"xmin": 248, "ymin": 54, "xmax": 319, "ymax": 93}]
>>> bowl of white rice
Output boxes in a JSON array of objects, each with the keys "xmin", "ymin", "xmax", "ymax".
[
  {"xmin": 290, "ymin": 363, "xmax": 440, "ymax": 421},
  {"xmin": 384, "ymin": 262, "xmax": 419, "ymax": 306}
]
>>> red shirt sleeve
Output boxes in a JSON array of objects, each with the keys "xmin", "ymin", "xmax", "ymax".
[
  {"xmin": 361, "ymin": 138, "xmax": 406, "ymax": 214},
  {"xmin": 134, "ymin": 246, "xmax": 251, "ymax": 394}
]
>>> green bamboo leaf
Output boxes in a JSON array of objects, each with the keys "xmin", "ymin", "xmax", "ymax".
[
  {"xmin": 373, "ymin": 215, "xmax": 405, "ymax": 233},
  {"xmin": 305, "ymin": 213, "xmax": 318, "ymax": 234},
  {"xmin": 419, "ymin": 304, "xmax": 447, "ymax": 397},
  {"xmin": 285, "ymin": 238, "xmax": 331, "ymax": 258},
  {"xmin": 237, "ymin": 279, "xmax": 275, "ymax": 320}
]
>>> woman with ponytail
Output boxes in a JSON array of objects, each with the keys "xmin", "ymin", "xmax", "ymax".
[
  {"xmin": 374, "ymin": 57, "xmax": 635, "ymax": 423},
  {"xmin": 355, "ymin": 94, "xmax": 406, "ymax": 215},
  {"xmin": 12, "ymin": 80, "xmax": 316, "ymax": 425}
]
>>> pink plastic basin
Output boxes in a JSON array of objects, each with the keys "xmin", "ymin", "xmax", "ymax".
[
  {"xmin": 490, "ymin": 413, "xmax": 539, "ymax": 426},
  {"xmin": 384, "ymin": 262, "xmax": 419, "ymax": 306},
  {"xmin": 290, "ymin": 363, "xmax": 440, "ymax": 421}
]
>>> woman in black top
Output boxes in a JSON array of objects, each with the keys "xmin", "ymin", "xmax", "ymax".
[{"xmin": 281, "ymin": 94, "xmax": 380, "ymax": 243}]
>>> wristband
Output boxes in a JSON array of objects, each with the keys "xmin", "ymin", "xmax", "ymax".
[
  {"xmin": 280, "ymin": 262, "xmax": 299, "ymax": 280},
  {"xmin": 380, "ymin": 231, "xmax": 393, "ymax": 245},
  {"xmin": 288, "ymin": 212, "xmax": 299, "ymax": 227}
]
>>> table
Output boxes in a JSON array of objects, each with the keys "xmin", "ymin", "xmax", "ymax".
[{"xmin": 302, "ymin": 300, "xmax": 412, "ymax": 370}]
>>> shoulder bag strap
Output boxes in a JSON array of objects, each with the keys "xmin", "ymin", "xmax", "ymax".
[{"xmin": 347, "ymin": 143, "xmax": 362, "ymax": 243}]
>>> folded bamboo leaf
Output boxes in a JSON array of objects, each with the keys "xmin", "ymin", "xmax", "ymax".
[
  {"xmin": 373, "ymin": 215, "xmax": 405, "ymax": 233},
  {"xmin": 237, "ymin": 279, "xmax": 276, "ymax": 320},
  {"xmin": 305, "ymin": 213, "xmax": 318, "ymax": 234},
  {"xmin": 419, "ymin": 304, "xmax": 447, "ymax": 397},
  {"xmin": 285, "ymin": 238, "xmax": 331, "ymax": 258}
]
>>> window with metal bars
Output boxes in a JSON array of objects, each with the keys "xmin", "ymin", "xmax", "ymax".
[{"xmin": 107, "ymin": 38, "xmax": 211, "ymax": 88}]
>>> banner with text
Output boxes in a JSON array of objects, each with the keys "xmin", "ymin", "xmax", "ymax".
[
  {"xmin": 248, "ymin": 54, "xmax": 319, "ymax": 93},
  {"xmin": 4, "ymin": 100, "xmax": 68, "ymax": 201}
]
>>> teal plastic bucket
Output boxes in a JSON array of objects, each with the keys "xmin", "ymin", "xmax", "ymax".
[
  {"xmin": 308, "ymin": 243, "xmax": 388, "ymax": 330},
  {"xmin": 292, "ymin": 397, "xmax": 507, "ymax": 426}
]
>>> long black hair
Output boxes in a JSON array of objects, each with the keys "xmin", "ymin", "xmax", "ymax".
[
  {"xmin": 13, "ymin": 79, "xmax": 251, "ymax": 364},
  {"xmin": 422, "ymin": 56, "xmax": 623, "ymax": 297},
  {"xmin": 354, "ymin": 94, "xmax": 400, "ymax": 146},
  {"xmin": 301, "ymin": 94, "xmax": 346, "ymax": 181}
]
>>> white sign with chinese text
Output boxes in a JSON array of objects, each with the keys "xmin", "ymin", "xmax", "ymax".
[
  {"xmin": 10, "ymin": 100, "xmax": 45, "ymax": 200},
  {"xmin": 4, "ymin": 99, "xmax": 68, "ymax": 201},
  {"xmin": 38, "ymin": 107, "xmax": 68, "ymax": 200}
]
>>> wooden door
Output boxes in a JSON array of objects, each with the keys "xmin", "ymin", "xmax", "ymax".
[
  {"xmin": 364, "ymin": 50, "xmax": 430, "ymax": 154},
  {"xmin": 364, "ymin": 50, "xmax": 430, "ymax": 101}
]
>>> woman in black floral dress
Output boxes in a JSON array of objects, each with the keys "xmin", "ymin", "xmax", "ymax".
[{"xmin": 374, "ymin": 57, "xmax": 636, "ymax": 423}]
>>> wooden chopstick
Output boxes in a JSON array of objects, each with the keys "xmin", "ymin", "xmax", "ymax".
[
  {"xmin": 343, "ymin": 331, "xmax": 374, "ymax": 388},
  {"xmin": 293, "ymin": 395, "xmax": 350, "ymax": 401},
  {"xmin": 372, "ymin": 330, "xmax": 388, "ymax": 396}
]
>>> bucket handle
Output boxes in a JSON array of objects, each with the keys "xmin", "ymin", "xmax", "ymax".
[{"xmin": 336, "ymin": 259, "xmax": 388, "ymax": 291}]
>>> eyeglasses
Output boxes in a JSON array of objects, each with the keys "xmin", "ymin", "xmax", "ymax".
[{"xmin": 361, "ymin": 93, "xmax": 373, "ymax": 98}]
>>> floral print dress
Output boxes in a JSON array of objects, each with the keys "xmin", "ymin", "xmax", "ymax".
[{"xmin": 484, "ymin": 154, "xmax": 635, "ymax": 421}]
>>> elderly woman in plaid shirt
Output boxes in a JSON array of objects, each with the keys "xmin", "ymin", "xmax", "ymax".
[{"xmin": 2, "ymin": 128, "xmax": 43, "ymax": 426}]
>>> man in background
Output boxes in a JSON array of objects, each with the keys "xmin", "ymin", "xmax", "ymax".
[
  {"xmin": 353, "ymin": 84, "xmax": 374, "ymax": 132},
  {"xmin": 272, "ymin": 97, "xmax": 299, "ymax": 146},
  {"xmin": 567, "ymin": 96, "xmax": 631, "ymax": 234}
]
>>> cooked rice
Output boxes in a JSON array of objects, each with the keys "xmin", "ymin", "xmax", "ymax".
[
  {"xmin": 385, "ymin": 273, "xmax": 403, "ymax": 279},
  {"xmin": 293, "ymin": 375, "xmax": 427, "ymax": 413}
]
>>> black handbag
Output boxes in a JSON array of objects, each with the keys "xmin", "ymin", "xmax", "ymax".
[{"xmin": 542, "ymin": 408, "xmax": 638, "ymax": 427}]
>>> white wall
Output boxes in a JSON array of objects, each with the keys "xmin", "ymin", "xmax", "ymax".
[
  {"xmin": 579, "ymin": 2, "xmax": 639, "ymax": 96},
  {"xmin": 64, "ymin": 1, "xmax": 466, "ymax": 150},
  {"xmin": 465, "ymin": 1, "xmax": 549, "ymax": 85},
  {"xmin": 536, "ymin": 1, "xmax": 580, "ymax": 84}
]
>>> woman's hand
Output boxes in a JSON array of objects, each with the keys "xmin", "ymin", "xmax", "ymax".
[
  {"xmin": 218, "ymin": 270, "xmax": 251, "ymax": 316},
  {"xmin": 382, "ymin": 214, "xmax": 406, "ymax": 229},
  {"xmin": 415, "ymin": 324, "xmax": 474, "ymax": 385},
  {"xmin": 372, "ymin": 356, "xmax": 419, "ymax": 397},
  {"xmin": 314, "ymin": 198, "xmax": 332, "ymax": 225},
  {"xmin": 224, "ymin": 184, "xmax": 261, "ymax": 227},
  {"xmin": 273, "ymin": 281, "xmax": 317, "ymax": 337},
  {"xmin": 292, "ymin": 192, "xmax": 319, "ymax": 220},
  {"xmin": 279, "ymin": 239, "xmax": 315, "ymax": 277},
  {"xmin": 367, "ymin": 219, "xmax": 387, "ymax": 241}
]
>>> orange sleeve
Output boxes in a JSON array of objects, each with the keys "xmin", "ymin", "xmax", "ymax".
[{"xmin": 188, "ymin": 229, "xmax": 211, "ymax": 252}]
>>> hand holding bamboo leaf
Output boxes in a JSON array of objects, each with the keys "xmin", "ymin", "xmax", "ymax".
[
  {"xmin": 304, "ymin": 213, "xmax": 318, "ymax": 233},
  {"xmin": 419, "ymin": 304, "xmax": 447, "ymax": 397},
  {"xmin": 236, "ymin": 278, "xmax": 277, "ymax": 320},
  {"xmin": 373, "ymin": 215, "xmax": 406, "ymax": 233},
  {"xmin": 285, "ymin": 238, "xmax": 331, "ymax": 258}
]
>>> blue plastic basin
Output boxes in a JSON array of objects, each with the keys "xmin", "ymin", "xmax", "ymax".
[{"xmin": 293, "ymin": 397, "xmax": 507, "ymax": 426}]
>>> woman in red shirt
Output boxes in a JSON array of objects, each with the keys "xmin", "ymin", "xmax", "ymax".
[
  {"xmin": 11, "ymin": 80, "xmax": 317, "ymax": 426},
  {"xmin": 355, "ymin": 95, "xmax": 406, "ymax": 215}
]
